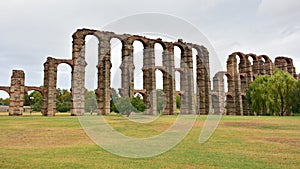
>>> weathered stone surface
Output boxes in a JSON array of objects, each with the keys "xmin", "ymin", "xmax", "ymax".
[
  {"xmin": 9, "ymin": 70, "xmax": 25, "ymax": 116},
  {"xmin": 212, "ymin": 52, "xmax": 296, "ymax": 116}
]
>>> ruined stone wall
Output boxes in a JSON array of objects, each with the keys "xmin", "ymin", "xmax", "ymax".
[
  {"xmin": 42, "ymin": 28, "xmax": 210, "ymax": 116},
  {"xmin": 0, "ymin": 29, "xmax": 211, "ymax": 116},
  {"xmin": 0, "ymin": 70, "xmax": 44, "ymax": 116},
  {"xmin": 274, "ymin": 57, "xmax": 297, "ymax": 78},
  {"xmin": 213, "ymin": 52, "xmax": 296, "ymax": 115},
  {"xmin": 43, "ymin": 57, "xmax": 73, "ymax": 115},
  {"xmin": 9, "ymin": 70, "xmax": 25, "ymax": 116}
]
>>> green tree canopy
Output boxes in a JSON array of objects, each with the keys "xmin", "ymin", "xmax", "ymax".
[
  {"xmin": 56, "ymin": 88, "xmax": 71, "ymax": 112},
  {"xmin": 248, "ymin": 69, "xmax": 297, "ymax": 116},
  {"xmin": 24, "ymin": 91, "xmax": 43, "ymax": 111},
  {"xmin": 289, "ymin": 80, "xmax": 300, "ymax": 114}
]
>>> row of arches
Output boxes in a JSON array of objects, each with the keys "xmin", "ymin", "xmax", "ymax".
[
  {"xmin": 212, "ymin": 52, "xmax": 297, "ymax": 115},
  {"xmin": 41, "ymin": 29, "xmax": 211, "ymax": 116}
]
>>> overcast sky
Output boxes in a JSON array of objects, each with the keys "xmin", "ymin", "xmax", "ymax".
[{"xmin": 0, "ymin": 0, "xmax": 299, "ymax": 98}]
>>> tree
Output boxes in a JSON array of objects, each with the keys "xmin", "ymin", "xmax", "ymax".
[
  {"xmin": 289, "ymin": 80, "xmax": 300, "ymax": 115},
  {"xmin": 56, "ymin": 88, "xmax": 71, "ymax": 112},
  {"xmin": 24, "ymin": 91, "xmax": 43, "ymax": 112},
  {"xmin": 176, "ymin": 95, "xmax": 181, "ymax": 109},
  {"xmin": 131, "ymin": 94, "xmax": 146, "ymax": 112},
  {"xmin": 248, "ymin": 75, "xmax": 271, "ymax": 115},
  {"xmin": 0, "ymin": 98, "xmax": 10, "ymax": 106},
  {"xmin": 269, "ymin": 69, "xmax": 297, "ymax": 115},
  {"xmin": 84, "ymin": 90, "xmax": 97, "ymax": 113},
  {"xmin": 110, "ymin": 88, "xmax": 119, "ymax": 113},
  {"xmin": 112, "ymin": 92, "xmax": 147, "ymax": 116},
  {"xmin": 248, "ymin": 69, "xmax": 297, "ymax": 116},
  {"xmin": 114, "ymin": 97, "xmax": 135, "ymax": 116}
]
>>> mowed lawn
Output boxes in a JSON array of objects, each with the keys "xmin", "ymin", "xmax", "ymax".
[{"xmin": 0, "ymin": 113, "xmax": 299, "ymax": 169}]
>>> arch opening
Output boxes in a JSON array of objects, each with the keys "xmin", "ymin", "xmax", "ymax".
[
  {"xmin": 110, "ymin": 38, "xmax": 122, "ymax": 91},
  {"xmin": 155, "ymin": 43, "xmax": 163, "ymax": 66},
  {"xmin": 174, "ymin": 46, "xmax": 181, "ymax": 69},
  {"xmin": 133, "ymin": 40, "xmax": 144, "ymax": 90},
  {"xmin": 0, "ymin": 90, "xmax": 10, "ymax": 113},
  {"xmin": 24, "ymin": 90, "xmax": 43, "ymax": 114},
  {"xmin": 84, "ymin": 35, "xmax": 98, "ymax": 114},
  {"xmin": 57, "ymin": 63, "xmax": 72, "ymax": 113}
]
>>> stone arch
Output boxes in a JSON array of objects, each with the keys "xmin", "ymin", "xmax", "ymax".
[
  {"xmin": 226, "ymin": 52, "xmax": 245, "ymax": 116},
  {"xmin": 0, "ymin": 87, "xmax": 10, "ymax": 113},
  {"xmin": 229, "ymin": 52, "xmax": 246, "ymax": 74},
  {"xmin": 244, "ymin": 53, "xmax": 257, "ymax": 85},
  {"xmin": 56, "ymin": 59, "xmax": 74, "ymax": 69},
  {"xmin": 133, "ymin": 90, "xmax": 146, "ymax": 99},
  {"xmin": 172, "ymin": 42, "xmax": 195, "ymax": 114},
  {"xmin": 127, "ymin": 35, "xmax": 148, "ymax": 46},
  {"xmin": 41, "ymin": 28, "xmax": 207, "ymax": 116},
  {"xmin": 70, "ymin": 29, "xmax": 102, "ymax": 116},
  {"xmin": 259, "ymin": 55, "xmax": 273, "ymax": 75},
  {"xmin": 283, "ymin": 57, "xmax": 296, "ymax": 77},
  {"xmin": 25, "ymin": 86, "xmax": 44, "ymax": 96},
  {"xmin": 0, "ymin": 86, "xmax": 10, "ymax": 95},
  {"xmin": 275, "ymin": 56, "xmax": 296, "ymax": 77},
  {"xmin": 25, "ymin": 88, "xmax": 44, "ymax": 113}
]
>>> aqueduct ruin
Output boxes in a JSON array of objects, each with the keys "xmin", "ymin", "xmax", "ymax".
[
  {"xmin": 212, "ymin": 52, "xmax": 298, "ymax": 115},
  {"xmin": 1, "ymin": 28, "xmax": 211, "ymax": 116},
  {"xmin": 0, "ymin": 28, "xmax": 298, "ymax": 116}
]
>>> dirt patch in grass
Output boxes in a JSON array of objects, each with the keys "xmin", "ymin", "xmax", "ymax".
[
  {"xmin": 0, "ymin": 128, "xmax": 93, "ymax": 148},
  {"xmin": 221, "ymin": 121, "xmax": 266, "ymax": 127},
  {"xmin": 264, "ymin": 138, "xmax": 300, "ymax": 148}
]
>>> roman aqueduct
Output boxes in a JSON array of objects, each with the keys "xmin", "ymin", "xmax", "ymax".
[{"xmin": 0, "ymin": 28, "xmax": 297, "ymax": 116}]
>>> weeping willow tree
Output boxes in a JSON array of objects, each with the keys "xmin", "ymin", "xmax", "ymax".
[
  {"xmin": 248, "ymin": 75, "xmax": 272, "ymax": 115},
  {"xmin": 248, "ymin": 69, "xmax": 297, "ymax": 116}
]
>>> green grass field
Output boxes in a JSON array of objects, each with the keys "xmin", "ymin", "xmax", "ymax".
[{"xmin": 0, "ymin": 112, "xmax": 299, "ymax": 169}]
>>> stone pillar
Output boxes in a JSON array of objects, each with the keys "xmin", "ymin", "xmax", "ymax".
[
  {"xmin": 9, "ymin": 70, "xmax": 25, "ymax": 116},
  {"xmin": 43, "ymin": 57, "xmax": 58, "ymax": 116},
  {"xmin": 201, "ymin": 46, "xmax": 211, "ymax": 115},
  {"xmin": 71, "ymin": 30, "xmax": 88, "ymax": 116},
  {"xmin": 226, "ymin": 54, "xmax": 236, "ymax": 115},
  {"xmin": 286, "ymin": 58, "xmax": 296, "ymax": 78},
  {"xmin": 252, "ymin": 59, "xmax": 259, "ymax": 76},
  {"xmin": 196, "ymin": 46, "xmax": 211, "ymax": 115},
  {"xmin": 212, "ymin": 72, "xmax": 225, "ymax": 114},
  {"xmin": 143, "ymin": 42, "xmax": 157, "ymax": 115},
  {"xmin": 180, "ymin": 45, "xmax": 195, "ymax": 114},
  {"xmin": 275, "ymin": 57, "xmax": 288, "ymax": 72},
  {"xmin": 96, "ymin": 36, "xmax": 111, "ymax": 115},
  {"xmin": 245, "ymin": 59, "xmax": 253, "ymax": 86},
  {"xmin": 120, "ymin": 42, "xmax": 134, "ymax": 97},
  {"xmin": 197, "ymin": 57, "xmax": 206, "ymax": 115},
  {"xmin": 235, "ymin": 71, "xmax": 243, "ymax": 116},
  {"xmin": 264, "ymin": 60, "xmax": 273, "ymax": 76},
  {"xmin": 162, "ymin": 43, "xmax": 176, "ymax": 115}
]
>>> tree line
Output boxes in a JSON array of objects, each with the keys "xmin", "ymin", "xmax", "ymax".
[
  {"xmin": 1, "ymin": 88, "xmax": 178, "ymax": 114},
  {"xmin": 2, "ymin": 69, "xmax": 298, "ymax": 116}
]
